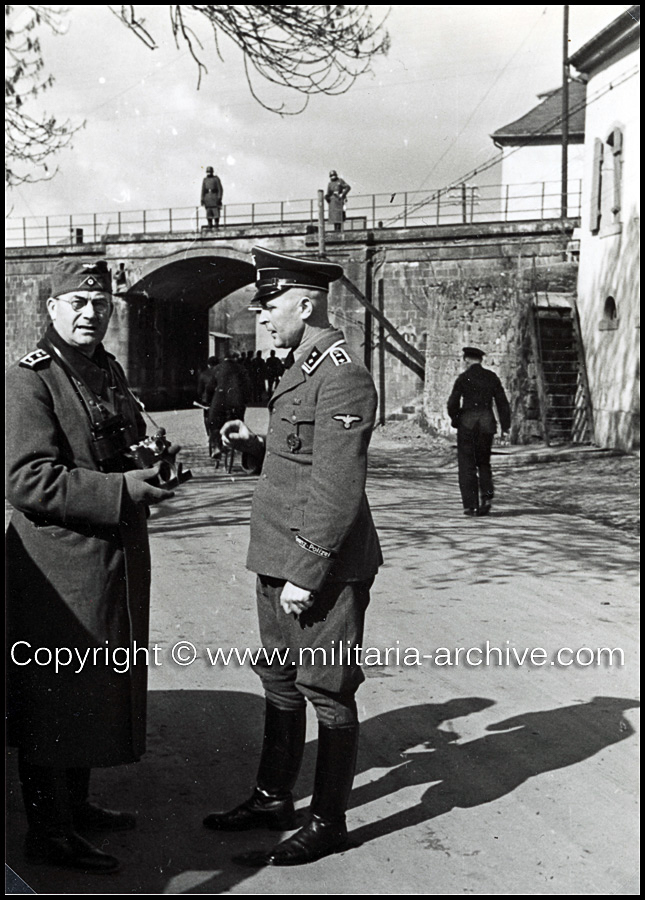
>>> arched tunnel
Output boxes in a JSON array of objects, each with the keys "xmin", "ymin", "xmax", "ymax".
[{"xmin": 110, "ymin": 251, "xmax": 255, "ymax": 409}]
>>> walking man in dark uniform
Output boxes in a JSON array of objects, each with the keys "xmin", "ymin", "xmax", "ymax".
[
  {"xmin": 6, "ymin": 259, "xmax": 175, "ymax": 872},
  {"xmin": 447, "ymin": 347, "xmax": 511, "ymax": 516},
  {"xmin": 201, "ymin": 166, "xmax": 223, "ymax": 228},
  {"xmin": 203, "ymin": 246, "xmax": 382, "ymax": 866}
]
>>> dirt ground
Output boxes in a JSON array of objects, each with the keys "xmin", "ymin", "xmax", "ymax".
[{"xmin": 370, "ymin": 418, "xmax": 640, "ymax": 535}]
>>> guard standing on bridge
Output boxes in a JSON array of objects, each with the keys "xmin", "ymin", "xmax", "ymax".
[
  {"xmin": 325, "ymin": 170, "xmax": 351, "ymax": 231},
  {"xmin": 6, "ymin": 259, "xmax": 175, "ymax": 873},
  {"xmin": 203, "ymin": 246, "xmax": 382, "ymax": 866},
  {"xmin": 201, "ymin": 166, "xmax": 223, "ymax": 228},
  {"xmin": 447, "ymin": 346, "xmax": 511, "ymax": 516}
]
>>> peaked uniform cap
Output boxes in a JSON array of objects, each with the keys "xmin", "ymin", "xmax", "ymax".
[
  {"xmin": 51, "ymin": 259, "xmax": 112, "ymax": 296},
  {"xmin": 252, "ymin": 246, "xmax": 344, "ymax": 302},
  {"xmin": 462, "ymin": 346, "xmax": 485, "ymax": 359}
]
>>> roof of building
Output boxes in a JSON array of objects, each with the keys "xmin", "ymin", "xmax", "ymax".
[
  {"xmin": 491, "ymin": 81, "xmax": 586, "ymax": 146},
  {"xmin": 569, "ymin": 5, "xmax": 640, "ymax": 73}
]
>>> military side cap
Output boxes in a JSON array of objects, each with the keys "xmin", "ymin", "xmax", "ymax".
[
  {"xmin": 51, "ymin": 259, "xmax": 112, "ymax": 296},
  {"xmin": 462, "ymin": 346, "xmax": 485, "ymax": 359},
  {"xmin": 252, "ymin": 246, "xmax": 344, "ymax": 302}
]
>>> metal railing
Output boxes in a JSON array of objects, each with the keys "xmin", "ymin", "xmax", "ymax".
[{"xmin": 5, "ymin": 181, "xmax": 582, "ymax": 248}]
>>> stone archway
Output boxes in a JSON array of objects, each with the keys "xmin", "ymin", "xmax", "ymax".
[{"xmin": 108, "ymin": 249, "xmax": 255, "ymax": 408}]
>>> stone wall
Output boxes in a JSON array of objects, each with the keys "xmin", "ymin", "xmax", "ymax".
[
  {"xmin": 5, "ymin": 259, "xmax": 59, "ymax": 363},
  {"xmin": 423, "ymin": 258, "xmax": 579, "ymax": 443},
  {"xmin": 6, "ymin": 220, "xmax": 578, "ymax": 433}
]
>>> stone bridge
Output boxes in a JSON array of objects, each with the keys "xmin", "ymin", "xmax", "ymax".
[{"xmin": 6, "ymin": 217, "xmax": 579, "ymax": 434}]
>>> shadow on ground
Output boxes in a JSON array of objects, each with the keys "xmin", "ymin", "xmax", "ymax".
[{"xmin": 6, "ymin": 692, "xmax": 638, "ymax": 894}]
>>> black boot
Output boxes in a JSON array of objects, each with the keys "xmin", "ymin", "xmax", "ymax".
[
  {"xmin": 234, "ymin": 723, "xmax": 359, "ymax": 867},
  {"xmin": 67, "ymin": 768, "xmax": 137, "ymax": 833},
  {"xmin": 203, "ymin": 702, "xmax": 306, "ymax": 832},
  {"xmin": 24, "ymin": 830, "xmax": 120, "ymax": 873},
  {"xmin": 19, "ymin": 758, "xmax": 119, "ymax": 873}
]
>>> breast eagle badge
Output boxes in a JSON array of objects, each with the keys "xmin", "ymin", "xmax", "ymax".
[{"xmin": 333, "ymin": 414, "xmax": 362, "ymax": 430}]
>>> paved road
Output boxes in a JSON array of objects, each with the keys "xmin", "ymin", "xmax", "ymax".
[{"xmin": 6, "ymin": 408, "xmax": 640, "ymax": 894}]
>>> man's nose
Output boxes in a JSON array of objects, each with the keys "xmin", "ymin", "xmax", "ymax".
[{"xmin": 258, "ymin": 309, "xmax": 270, "ymax": 325}]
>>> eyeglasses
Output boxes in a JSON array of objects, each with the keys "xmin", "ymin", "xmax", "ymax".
[{"xmin": 57, "ymin": 296, "xmax": 112, "ymax": 314}]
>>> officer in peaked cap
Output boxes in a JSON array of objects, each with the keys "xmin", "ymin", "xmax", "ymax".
[
  {"xmin": 203, "ymin": 246, "xmax": 382, "ymax": 867},
  {"xmin": 251, "ymin": 245, "xmax": 344, "ymax": 300},
  {"xmin": 447, "ymin": 346, "xmax": 511, "ymax": 516},
  {"xmin": 6, "ymin": 257, "xmax": 175, "ymax": 872}
]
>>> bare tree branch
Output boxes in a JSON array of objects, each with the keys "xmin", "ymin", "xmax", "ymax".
[
  {"xmin": 115, "ymin": 5, "xmax": 391, "ymax": 110},
  {"xmin": 5, "ymin": 5, "xmax": 84, "ymax": 186},
  {"xmin": 5, "ymin": 5, "xmax": 389, "ymax": 186}
]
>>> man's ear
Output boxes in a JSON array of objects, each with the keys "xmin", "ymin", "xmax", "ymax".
[
  {"xmin": 46, "ymin": 297, "xmax": 57, "ymax": 322},
  {"xmin": 299, "ymin": 296, "xmax": 314, "ymax": 321}
]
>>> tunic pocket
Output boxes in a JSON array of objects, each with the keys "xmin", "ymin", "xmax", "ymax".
[{"xmin": 281, "ymin": 406, "xmax": 315, "ymax": 454}]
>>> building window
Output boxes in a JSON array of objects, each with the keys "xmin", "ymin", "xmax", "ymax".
[
  {"xmin": 604, "ymin": 296, "xmax": 617, "ymax": 320},
  {"xmin": 599, "ymin": 295, "xmax": 619, "ymax": 331},
  {"xmin": 590, "ymin": 127, "xmax": 624, "ymax": 234}
]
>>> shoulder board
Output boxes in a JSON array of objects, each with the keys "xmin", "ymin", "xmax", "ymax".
[
  {"xmin": 19, "ymin": 349, "xmax": 51, "ymax": 369},
  {"xmin": 301, "ymin": 339, "xmax": 349, "ymax": 375}
]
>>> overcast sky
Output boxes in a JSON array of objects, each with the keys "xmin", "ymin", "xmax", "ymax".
[{"xmin": 6, "ymin": 5, "xmax": 632, "ymax": 223}]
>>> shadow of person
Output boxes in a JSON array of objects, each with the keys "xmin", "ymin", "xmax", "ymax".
[
  {"xmin": 6, "ymin": 693, "xmax": 638, "ymax": 892},
  {"xmin": 350, "ymin": 697, "xmax": 496, "ymax": 809},
  {"xmin": 348, "ymin": 695, "xmax": 640, "ymax": 847}
]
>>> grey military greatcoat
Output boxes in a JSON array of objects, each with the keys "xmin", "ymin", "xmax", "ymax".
[{"xmin": 6, "ymin": 331, "xmax": 151, "ymax": 768}]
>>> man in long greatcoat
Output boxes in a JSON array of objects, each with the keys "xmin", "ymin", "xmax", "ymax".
[
  {"xmin": 324, "ymin": 170, "xmax": 351, "ymax": 231},
  {"xmin": 6, "ymin": 259, "xmax": 174, "ymax": 873},
  {"xmin": 201, "ymin": 166, "xmax": 224, "ymax": 227}
]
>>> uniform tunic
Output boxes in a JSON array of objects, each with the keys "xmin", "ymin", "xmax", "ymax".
[
  {"xmin": 6, "ymin": 328, "xmax": 151, "ymax": 768},
  {"xmin": 246, "ymin": 328, "xmax": 382, "ymax": 591}
]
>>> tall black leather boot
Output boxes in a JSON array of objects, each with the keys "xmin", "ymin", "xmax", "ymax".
[
  {"xmin": 234, "ymin": 723, "xmax": 359, "ymax": 866},
  {"xmin": 204, "ymin": 701, "xmax": 306, "ymax": 832}
]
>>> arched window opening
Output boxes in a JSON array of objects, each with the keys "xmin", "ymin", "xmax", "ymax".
[{"xmin": 604, "ymin": 296, "xmax": 617, "ymax": 321}]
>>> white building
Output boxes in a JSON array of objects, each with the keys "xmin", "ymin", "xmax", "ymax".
[
  {"xmin": 569, "ymin": 5, "xmax": 640, "ymax": 450},
  {"xmin": 491, "ymin": 81, "xmax": 586, "ymax": 220}
]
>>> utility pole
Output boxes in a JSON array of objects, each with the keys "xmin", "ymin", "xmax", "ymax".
[
  {"xmin": 317, "ymin": 189, "xmax": 326, "ymax": 257},
  {"xmin": 561, "ymin": 4, "xmax": 570, "ymax": 219}
]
